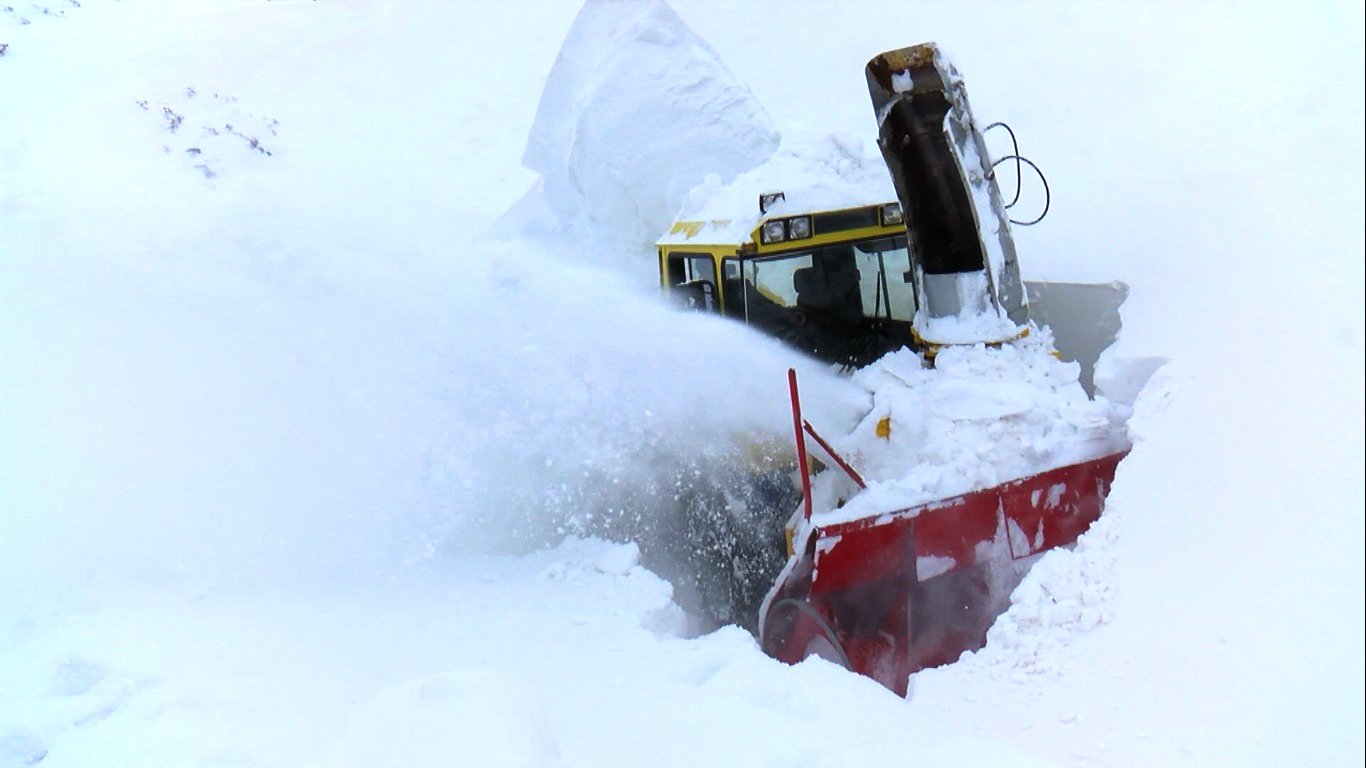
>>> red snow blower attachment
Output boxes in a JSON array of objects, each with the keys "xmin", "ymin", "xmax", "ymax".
[
  {"xmin": 760, "ymin": 369, "xmax": 1126, "ymax": 696},
  {"xmin": 753, "ymin": 43, "xmax": 1129, "ymax": 695}
]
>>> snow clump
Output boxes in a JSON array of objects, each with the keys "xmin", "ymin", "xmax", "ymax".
[{"xmin": 810, "ymin": 328, "xmax": 1131, "ymax": 525}]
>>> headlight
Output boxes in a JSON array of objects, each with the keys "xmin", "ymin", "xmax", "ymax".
[
  {"xmin": 881, "ymin": 203, "xmax": 904, "ymax": 226},
  {"xmin": 787, "ymin": 215, "xmax": 812, "ymax": 239},
  {"xmin": 761, "ymin": 220, "xmax": 787, "ymax": 244}
]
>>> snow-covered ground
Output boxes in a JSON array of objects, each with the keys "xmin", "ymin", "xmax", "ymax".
[{"xmin": 2, "ymin": 1, "xmax": 1362, "ymax": 766}]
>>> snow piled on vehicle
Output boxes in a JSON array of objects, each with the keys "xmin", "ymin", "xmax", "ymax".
[{"xmin": 659, "ymin": 132, "xmax": 897, "ymax": 245}]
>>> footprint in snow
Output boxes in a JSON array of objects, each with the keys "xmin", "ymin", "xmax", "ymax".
[
  {"xmin": 48, "ymin": 656, "xmax": 105, "ymax": 697},
  {"xmin": 0, "ymin": 729, "xmax": 48, "ymax": 767}
]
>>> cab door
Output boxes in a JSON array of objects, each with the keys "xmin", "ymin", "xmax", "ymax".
[{"xmin": 665, "ymin": 252, "xmax": 720, "ymax": 312}]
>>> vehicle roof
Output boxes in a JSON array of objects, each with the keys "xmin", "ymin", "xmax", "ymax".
[{"xmin": 656, "ymin": 135, "xmax": 898, "ymax": 248}]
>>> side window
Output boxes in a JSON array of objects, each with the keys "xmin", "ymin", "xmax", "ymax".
[
  {"xmin": 745, "ymin": 253, "xmax": 814, "ymax": 309},
  {"xmin": 720, "ymin": 258, "xmax": 744, "ymax": 318},
  {"xmin": 666, "ymin": 254, "xmax": 688, "ymax": 286},
  {"xmin": 852, "ymin": 236, "xmax": 916, "ymax": 321},
  {"xmin": 667, "ymin": 252, "xmax": 719, "ymax": 312}
]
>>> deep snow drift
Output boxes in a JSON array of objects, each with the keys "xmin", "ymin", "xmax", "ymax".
[
  {"xmin": 519, "ymin": 0, "xmax": 779, "ymax": 258},
  {"xmin": 2, "ymin": 1, "xmax": 1363, "ymax": 767}
]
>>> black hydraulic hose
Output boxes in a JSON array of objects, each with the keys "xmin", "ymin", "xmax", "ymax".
[
  {"xmin": 991, "ymin": 154, "xmax": 1051, "ymax": 226},
  {"xmin": 983, "ymin": 121, "xmax": 1022, "ymax": 209}
]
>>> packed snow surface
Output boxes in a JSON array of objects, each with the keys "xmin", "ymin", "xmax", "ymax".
[{"xmin": 2, "ymin": 1, "xmax": 1363, "ymax": 767}]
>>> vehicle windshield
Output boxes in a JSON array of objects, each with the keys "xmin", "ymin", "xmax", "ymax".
[{"xmin": 742, "ymin": 236, "xmax": 915, "ymax": 323}]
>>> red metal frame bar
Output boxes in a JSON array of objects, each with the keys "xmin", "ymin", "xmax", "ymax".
[
  {"xmin": 802, "ymin": 420, "xmax": 866, "ymax": 489},
  {"xmin": 787, "ymin": 368, "xmax": 814, "ymax": 521}
]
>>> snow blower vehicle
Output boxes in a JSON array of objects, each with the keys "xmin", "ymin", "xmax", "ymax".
[{"xmin": 655, "ymin": 43, "xmax": 1130, "ymax": 695}]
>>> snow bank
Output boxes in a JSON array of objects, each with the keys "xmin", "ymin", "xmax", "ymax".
[
  {"xmin": 975, "ymin": 511, "xmax": 1122, "ymax": 676},
  {"xmin": 520, "ymin": 0, "xmax": 779, "ymax": 256},
  {"xmin": 2, "ymin": 535, "xmax": 1066, "ymax": 767}
]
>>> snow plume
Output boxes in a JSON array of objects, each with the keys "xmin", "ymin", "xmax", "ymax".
[
  {"xmin": 0, "ymin": 225, "xmax": 865, "ymax": 593},
  {"xmin": 518, "ymin": 0, "xmax": 780, "ymax": 258},
  {"xmin": 0, "ymin": 0, "xmax": 859, "ymax": 596},
  {"xmin": 457, "ymin": 0, "xmax": 851, "ymax": 604},
  {"xmin": 419, "ymin": 239, "xmax": 866, "ymax": 560}
]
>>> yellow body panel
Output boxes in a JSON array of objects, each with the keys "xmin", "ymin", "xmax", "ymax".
[
  {"xmin": 658, "ymin": 202, "xmax": 903, "ymax": 310},
  {"xmin": 751, "ymin": 221, "xmax": 899, "ymax": 256},
  {"xmin": 656, "ymin": 244, "xmax": 740, "ymax": 308}
]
